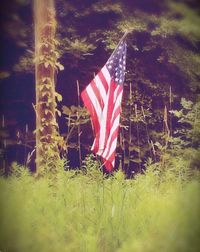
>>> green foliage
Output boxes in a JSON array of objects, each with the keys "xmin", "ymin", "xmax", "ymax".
[
  {"xmin": 13, "ymin": 49, "xmax": 34, "ymax": 73},
  {"xmin": 171, "ymin": 97, "xmax": 200, "ymax": 148},
  {"xmin": 152, "ymin": 1, "xmax": 200, "ymax": 43},
  {"xmin": 92, "ymin": 2, "xmax": 122, "ymax": 15},
  {"xmin": 8, "ymin": 162, "xmax": 30, "ymax": 177},
  {"xmin": 36, "ymin": 154, "xmax": 66, "ymax": 180},
  {"xmin": 62, "ymin": 105, "xmax": 90, "ymax": 151},
  {"xmin": 81, "ymin": 154, "xmax": 103, "ymax": 179},
  {"xmin": 62, "ymin": 37, "xmax": 96, "ymax": 59},
  {"xmin": 1, "ymin": 0, "xmax": 200, "ymax": 174},
  {"xmin": 0, "ymin": 160, "xmax": 199, "ymax": 252}
]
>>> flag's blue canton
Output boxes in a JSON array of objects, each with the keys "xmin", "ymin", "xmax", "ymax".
[{"xmin": 106, "ymin": 41, "xmax": 127, "ymax": 85}]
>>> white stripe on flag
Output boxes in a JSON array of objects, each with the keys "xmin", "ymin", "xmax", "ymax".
[
  {"xmin": 95, "ymin": 75, "xmax": 107, "ymax": 104},
  {"xmin": 102, "ymin": 66, "xmax": 111, "ymax": 84},
  {"xmin": 86, "ymin": 85, "xmax": 102, "ymax": 121},
  {"xmin": 97, "ymin": 94, "xmax": 109, "ymax": 155},
  {"xmin": 102, "ymin": 114, "xmax": 120, "ymax": 159}
]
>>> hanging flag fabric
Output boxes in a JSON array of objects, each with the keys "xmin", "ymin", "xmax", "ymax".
[{"xmin": 81, "ymin": 37, "xmax": 127, "ymax": 172}]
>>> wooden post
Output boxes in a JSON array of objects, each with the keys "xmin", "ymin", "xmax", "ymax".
[
  {"xmin": 2, "ymin": 115, "xmax": 6, "ymax": 174},
  {"xmin": 169, "ymin": 85, "xmax": 172, "ymax": 137},
  {"xmin": 76, "ymin": 80, "xmax": 82, "ymax": 167},
  {"xmin": 34, "ymin": 0, "xmax": 59, "ymax": 174},
  {"xmin": 135, "ymin": 104, "xmax": 141, "ymax": 172},
  {"xmin": 128, "ymin": 82, "xmax": 132, "ymax": 172}
]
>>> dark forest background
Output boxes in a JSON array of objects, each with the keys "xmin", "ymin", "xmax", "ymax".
[{"xmin": 0, "ymin": 0, "xmax": 200, "ymax": 176}]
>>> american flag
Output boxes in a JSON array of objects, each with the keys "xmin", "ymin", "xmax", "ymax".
[{"xmin": 81, "ymin": 38, "xmax": 127, "ymax": 171}]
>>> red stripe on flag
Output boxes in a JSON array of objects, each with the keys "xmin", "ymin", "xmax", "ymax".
[
  {"xmin": 103, "ymin": 158, "xmax": 113, "ymax": 172},
  {"xmin": 81, "ymin": 89, "xmax": 100, "ymax": 152},
  {"xmin": 105, "ymin": 81, "xmax": 117, "ymax": 139},
  {"xmin": 102, "ymin": 125, "xmax": 120, "ymax": 162},
  {"xmin": 111, "ymin": 106, "xmax": 121, "ymax": 126},
  {"xmin": 111, "ymin": 89, "xmax": 123, "ymax": 125},
  {"xmin": 103, "ymin": 150, "xmax": 116, "ymax": 172},
  {"xmin": 90, "ymin": 80, "xmax": 104, "ymax": 109},
  {"xmin": 98, "ymin": 70, "xmax": 109, "ymax": 93},
  {"xmin": 106, "ymin": 151, "xmax": 116, "ymax": 166}
]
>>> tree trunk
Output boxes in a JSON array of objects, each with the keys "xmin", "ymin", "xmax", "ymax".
[{"xmin": 34, "ymin": 0, "xmax": 59, "ymax": 174}]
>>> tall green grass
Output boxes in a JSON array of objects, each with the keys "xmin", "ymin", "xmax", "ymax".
[{"xmin": 0, "ymin": 161, "xmax": 200, "ymax": 252}]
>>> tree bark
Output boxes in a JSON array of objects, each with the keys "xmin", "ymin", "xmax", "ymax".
[{"xmin": 34, "ymin": 0, "xmax": 59, "ymax": 174}]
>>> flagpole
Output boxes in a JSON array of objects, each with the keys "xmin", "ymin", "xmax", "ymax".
[
  {"xmin": 117, "ymin": 31, "xmax": 129, "ymax": 44},
  {"xmin": 128, "ymin": 82, "xmax": 132, "ymax": 173},
  {"xmin": 116, "ymin": 31, "xmax": 130, "ymax": 45},
  {"xmin": 109, "ymin": 31, "xmax": 129, "ymax": 59}
]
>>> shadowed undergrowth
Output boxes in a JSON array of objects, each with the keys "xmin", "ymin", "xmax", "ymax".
[{"xmin": 0, "ymin": 161, "xmax": 200, "ymax": 252}]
